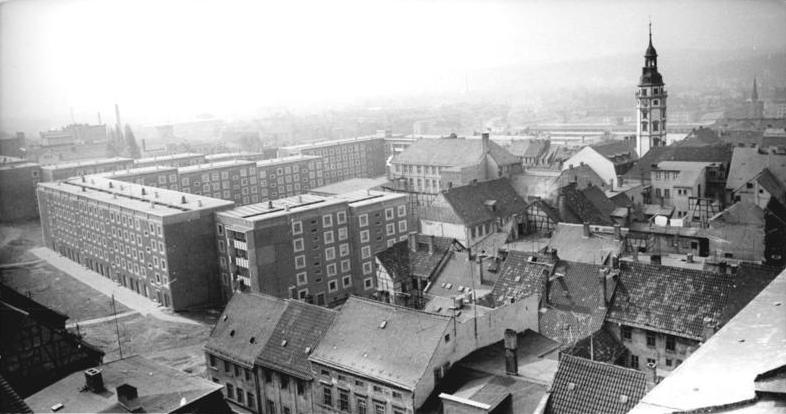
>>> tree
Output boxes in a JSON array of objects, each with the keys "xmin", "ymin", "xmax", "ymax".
[{"xmin": 124, "ymin": 124, "xmax": 141, "ymax": 159}]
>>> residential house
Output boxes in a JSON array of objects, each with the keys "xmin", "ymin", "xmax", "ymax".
[
  {"xmin": 546, "ymin": 353, "xmax": 647, "ymax": 414},
  {"xmin": 0, "ymin": 284, "xmax": 104, "ymax": 397},
  {"xmin": 204, "ymin": 292, "xmax": 336, "ymax": 414},
  {"xmin": 25, "ymin": 355, "xmax": 231, "ymax": 414},
  {"xmin": 650, "ymin": 161, "xmax": 715, "ymax": 220},
  {"xmin": 557, "ymin": 183, "xmax": 617, "ymax": 226},
  {"xmin": 706, "ymin": 201, "xmax": 766, "ymax": 262},
  {"xmin": 40, "ymin": 157, "xmax": 134, "ymax": 181},
  {"xmin": 487, "ymin": 250, "xmax": 555, "ymax": 308},
  {"xmin": 506, "ymin": 139, "xmax": 550, "ymax": 167},
  {"xmin": 524, "ymin": 199, "xmax": 560, "ymax": 235},
  {"xmin": 375, "ymin": 233, "xmax": 461, "ymax": 307},
  {"xmin": 510, "ymin": 171, "xmax": 561, "ymax": 203},
  {"xmin": 630, "ymin": 267, "xmax": 786, "ymax": 414},
  {"xmin": 562, "ymin": 140, "xmax": 638, "ymax": 188},
  {"xmin": 419, "ymin": 178, "xmax": 528, "ymax": 247},
  {"xmin": 389, "ymin": 133, "xmax": 522, "ymax": 195},
  {"xmin": 0, "ymin": 157, "xmax": 41, "ymax": 221},
  {"xmin": 132, "ymin": 152, "xmax": 206, "ymax": 168},
  {"xmin": 558, "ymin": 163, "xmax": 607, "ymax": 191},
  {"xmin": 278, "ymin": 136, "xmax": 387, "ymax": 184}
]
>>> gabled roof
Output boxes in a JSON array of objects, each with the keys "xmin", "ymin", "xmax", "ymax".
[
  {"xmin": 488, "ymin": 251, "xmax": 554, "ymax": 307},
  {"xmin": 727, "ymin": 147, "xmax": 786, "ymax": 191},
  {"xmin": 375, "ymin": 235, "xmax": 457, "ymax": 282},
  {"xmin": 755, "ymin": 168, "xmax": 786, "ymax": 206},
  {"xmin": 547, "ymin": 353, "xmax": 646, "ymax": 414},
  {"xmin": 539, "ymin": 261, "xmax": 614, "ymax": 345},
  {"xmin": 721, "ymin": 263, "xmax": 783, "ymax": 323},
  {"xmin": 607, "ymin": 262, "xmax": 733, "ymax": 340},
  {"xmin": 528, "ymin": 198, "xmax": 561, "ymax": 222},
  {"xmin": 560, "ymin": 183, "xmax": 615, "ymax": 226},
  {"xmin": 546, "ymin": 223, "xmax": 623, "ymax": 264},
  {"xmin": 0, "ymin": 375, "xmax": 31, "ymax": 414},
  {"xmin": 204, "ymin": 293, "xmax": 288, "ymax": 367},
  {"xmin": 709, "ymin": 201, "xmax": 764, "ymax": 226},
  {"xmin": 25, "ymin": 355, "xmax": 226, "ymax": 414},
  {"xmin": 309, "ymin": 296, "xmax": 452, "ymax": 390},
  {"xmin": 426, "ymin": 251, "xmax": 496, "ymax": 299},
  {"xmin": 257, "ymin": 300, "xmax": 337, "ymax": 379},
  {"xmin": 624, "ymin": 144, "xmax": 732, "ymax": 180},
  {"xmin": 564, "ymin": 327, "xmax": 628, "ymax": 365},
  {"xmin": 441, "ymin": 178, "xmax": 528, "ymax": 227},
  {"xmin": 392, "ymin": 137, "xmax": 519, "ymax": 167},
  {"xmin": 589, "ymin": 140, "xmax": 638, "ymax": 165},
  {"xmin": 507, "ymin": 139, "xmax": 549, "ymax": 158}
]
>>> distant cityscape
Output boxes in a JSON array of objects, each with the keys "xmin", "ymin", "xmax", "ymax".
[{"xmin": 1, "ymin": 15, "xmax": 785, "ymax": 414}]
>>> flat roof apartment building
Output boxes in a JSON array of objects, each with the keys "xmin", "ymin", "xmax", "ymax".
[
  {"xmin": 37, "ymin": 176, "xmax": 235, "ymax": 310},
  {"xmin": 178, "ymin": 160, "xmax": 259, "ymax": 206},
  {"xmin": 41, "ymin": 157, "xmax": 134, "ymax": 182},
  {"xmin": 278, "ymin": 137, "xmax": 386, "ymax": 185},
  {"xmin": 97, "ymin": 165, "xmax": 180, "ymax": 189},
  {"xmin": 215, "ymin": 190, "xmax": 409, "ymax": 306},
  {"xmin": 0, "ymin": 157, "xmax": 41, "ymax": 221},
  {"xmin": 132, "ymin": 152, "xmax": 206, "ymax": 169},
  {"xmin": 255, "ymin": 155, "xmax": 324, "ymax": 201}
]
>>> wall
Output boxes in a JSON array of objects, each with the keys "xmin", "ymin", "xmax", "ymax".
[
  {"xmin": 205, "ymin": 353, "xmax": 258, "ymax": 412},
  {"xmin": 707, "ymin": 220, "xmax": 765, "ymax": 262},
  {"xmin": 257, "ymin": 366, "xmax": 313, "ymax": 414},
  {"xmin": 0, "ymin": 164, "xmax": 41, "ymax": 221},
  {"xmin": 311, "ymin": 361, "xmax": 415, "ymax": 414},
  {"xmin": 420, "ymin": 220, "xmax": 468, "ymax": 245}
]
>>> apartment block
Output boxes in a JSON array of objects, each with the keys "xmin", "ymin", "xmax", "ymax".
[
  {"xmin": 178, "ymin": 160, "xmax": 259, "ymax": 206},
  {"xmin": 205, "ymin": 152, "xmax": 274, "ymax": 163},
  {"xmin": 37, "ymin": 176, "xmax": 234, "ymax": 310},
  {"xmin": 0, "ymin": 157, "xmax": 41, "ymax": 221},
  {"xmin": 132, "ymin": 152, "xmax": 206, "ymax": 168},
  {"xmin": 279, "ymin": 137, "xmax": 386, "ymax": 184},
  {"xmin": 41, "ymin": 157, "xmax": 134, "ymax": 182},
  {"xmin": 215, "ymin": 191, "xmax": 409, "ymax": 306},
  {"xmin": 255, "ymin": 155, "xmax": 324, "ymax": 201},
  {"xmin": 97, "ymin": 166, "xmax": 180, "ymax": 190}
]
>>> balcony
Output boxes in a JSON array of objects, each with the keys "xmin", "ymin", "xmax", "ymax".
[
  {"xmin": 235, "ymin": 257, "xmax": 249, "ymax": 269},
  {"xmin": 233, "ymin": 239, "xmax": 247, "ymax": 251}
]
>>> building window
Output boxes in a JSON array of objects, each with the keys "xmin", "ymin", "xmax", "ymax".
[
  {"xmin": 328, "ymin": 279, "xmax": 338, "ymax": 292},
  {"xmin": 267, "ymin": 400, "xmax": 276, "ymax": 414},
  {"xmin": 292, "ymin": 220, "xmax": 303, "ymax": 235},
  {"xmin": 386, "ymin": 223, "xmax": 395, "ymax": 236},
  {"xmin": 392, "ymin": 406, "xmax": 405, "ymax": 414},
  {"xmin": 226, "ymin": 383, "xmax": 234, "ymax": 399},
  {"xmin": 295, "ymin": 255, "xmax": 306, "ymax": 269},
  {"xmin": 247, "ymin": 392, "xmax": 255, "ymax": 409},
  {"xmin": 327, "ymin": 263, "xmax": 337, "ymax": 277},
  {"xmin": 325, "ymin": 247, "xmax": 336, "ymax": 261},
  {"xmin": 337, "ymin": 211, "xmax": 347, "ymax": 224},
  {"xmin": 621, "ymin": 326, "xmax": 632, "ymax": 341},
  {"xmin": 324, "ymin": 231, "xmax": 335, "ymax": 244},
  {"xmin": 339, "ymin": 243, "xmax": 350, "ymax": 257},
  {"xmin": 397, "ymin": 205, "xmax": 406, "ymax": 217},
  {"xmin": 294, "ymin": 238, "xmax": 304, "ymax": 252},
  {"xmin": 359, "ymin": 214, "xmax": 369, "ymax": 227},
  {"xmin": 297, "ymin": 272, "xmax": 308, "ymax": 286},
  {"xmin": 374, "ymin": 401, "xmax": 386, "ymax": 414},
  {"xmin": 398, "ymin": 220, "xmax": 407, "ymax": 232},
  {"xmin": 339, "ymin": 389, "xmax": 350, "ymax": 411},
  {"xmin": 245, "ymin": 368, "xmax": 252, "ymax": 381},
  {"xmin": 342, "ymin": 275, "xmax": 352, "ymax": 288},
  {"xmin": 357, "ymin": 398, "xmax": 367, "ymax": 414},
  {"xmin": 237, "ymin": 388, "xmax": 244, "ymax": 404},
  {"xmin": 341, "ymin": 259, "xmax": 351, "ymax": 272},
  {"xmin": 360, "ymin": 230, "xmax": 370, "ymax": 243},
  {"xmin": 224, "ymin": 360, "xmax": 231, "ymax": 373},
  {"xmin": 361, "ymin": 246, "xmax": 371, "ymax": 259},
  {"xmin": 646, "ymin": 331, "xmax": 656, "ymax": 348},
  {"xmin": 209, "ymin": 354, "xmax": 217, "ymax": 367},
  {"xmin": 385, "ymin": 208, "xmax": 394, "ymax": 220},
  {"xmin": 666, "ymin": 358, "xmax": 673, "ymax": 367},
  {"xmin": 296, "ymin": 380, "xmax": 305, "ymax": 395},
  {"xmin": 338, "ymin": 227, "xmax": 348, "ymax": 241},
  {"xmin": 281, "ymin": 375, "xmax": 289, "ymax": 389},
  {"xmin": 323, "ymin": 214, "xmax": 333, "ymax": 227},
  {"xmin": 323, "ymin": 387, "xmax": 333, "ymax": 406},
  {"xmin": 364, "ymin": 277, "xmax": 374, "ymax": 290},
  {"xmin": 666, "ymin": 335, "xmax": 676, "ymax": 352},
  {"xmin": 631, "ymin": 355, "xmax": 639, "ymax": 369}
]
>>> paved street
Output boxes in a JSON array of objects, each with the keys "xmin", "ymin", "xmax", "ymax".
[{"xmin": 31, "ymin": 247, "xmax": 202, "ymax": 326}]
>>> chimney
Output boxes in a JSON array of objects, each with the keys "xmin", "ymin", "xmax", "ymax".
[
  {"xmin": 84, "ymin": 368, "xmax": 104, "ymax": 393},
  {"xmin": 582, "ymin": 221, "xmax": 591, "ymax": 238},
  {"xmin": 427, "ymin": 234, "xmax": 435, "ymax": 254},
  {"xmin": 598, "ymin": 268, "xmax": 609, "ymax": 309},
  {"xmin": 686, "ymin": 253, "xmax": 694, "ymax": 263},
  {"xmin": 549, "ymin": 248, "xmax": 559, "ymax": 262},
  {"xmin": 650, "ymin": 254, "xmax": 661, "ymax": 265},
  {"xmin": 116, "ymin": 384, "xmax": 142, "ymax": 412},
  {"xmin": 557, "ymin": 193, "xmax": 566, "ymax": 220},
  {"xmin": 701, "ymin": 317, "xmax": 717, "ymax": 341},
  {"xmin": 613, "ymin": 224, "xmax": 622, "ymax": 240},
  {"xmin": 141, "ymin": 188, "xmax": 146, "ymax": 196},
  {"xmin": 481, "ymin": 132, "xmax": 490, "ymax": 153},
  {"xmin": 504, "ymin": 329, "xmax": 518, "ymax": 375},
  {"xmin": 617, "ymin": 175, "xmax": 624, "ymax": 188},
  {"xmin": 408, "ymin": 232, "xmax": 418, "ymax": 252},
  {"xmin": 181, "ymin": 195, "xmax": 187, "ymax": 204},
  {"xmin": 268, "ymin": 200, "xmax": 273, "ymax": 209}
]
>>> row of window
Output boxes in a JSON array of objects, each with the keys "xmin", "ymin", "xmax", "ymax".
[{"xmin": 621, "ymin": 326, "xmax": 677, "ymax": 352}]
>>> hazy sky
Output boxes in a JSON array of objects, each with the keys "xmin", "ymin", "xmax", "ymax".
[{"xmin": 2, "ymin": 0, "xmax": 786, "ymax": 129}]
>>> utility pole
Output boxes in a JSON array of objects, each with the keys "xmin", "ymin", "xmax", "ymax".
[{"xmin": 111, "ymin": 294, "xmax": 123, "ymax": 360}]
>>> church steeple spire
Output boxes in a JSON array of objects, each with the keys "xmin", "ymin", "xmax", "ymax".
[
  {"xmin": 636, "ymin": 23, "xmax": 667, "ymax": 157},
  {"xmin": 752, "ymin": 77, "xmax": 759, "ymax": 101}
]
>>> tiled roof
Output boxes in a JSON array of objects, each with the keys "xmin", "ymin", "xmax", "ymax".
[
  {"xmin": 727, "ymin": 147, "xmax": 786, "ymax": 191},
  {"xmin": 656, "ymin": 161, "xmax": 713, "ymax": 188},
  {"xmin": 309, "ymin": 296, "xmax": 452, "ymax": 390},
  {"xmin": 426, "ymin": 251, "xmax": 497, "ymax": 299},
  {"xmin": 564, "ymin": 328, "xmax": 628, "ymax": 365},
  {"xmin": 204, "ymin": 293, "xmax": 288, "ymax": 366},
  {"xmin": 709, "ymin": 201, "xmax": 764, "ymax": 226},
  {"xmin": 546, "ymin": 223, "xmax": 623, "ymax": 264},
  {"xmin": 547, "ymin": 353, "xmax": 646, "ymax": 414},
  {"xmin": 507, "ymin": 139, "xmax": 550, "ymax": 158},
  {"xmin": 489, "ymin": 251, "xmax": 554, "ymax": 307},
  {"xmin": 441, "ymin": 178, "xmax": 528, "ymax": 227},
  {"xmin": 392, "ymin": 137, "xmax": 520, "ymax": 167},
  {"xmin": 529, "ymin": 198, "xmax": 561, "ymax": 222},
  {"xmin": 257, "ymin": 300, "xmax": 337, "ymax": 379},
  {"xmin": 607, "ymin": 262, "xmax": 733, "ymax": 340},
  {"xmin": 376, "ymin": 235, "xmax": 457, "ymax": 282},
  {"xmin": 560, "ymin": 183, "xmax": 614, "ymax": 226},
  {"xmin": 0, "ymin": 374, "xmax": 31, "ymax": 414},
  {"xmin": 558, "ymin": 164, "xmax": 604, "ymax": 188},
  {"xmin": 539, "ymin": 261, "xmax": 614, "ymax": 345},
  {"xmin": 589, "ymin": 140, "xmax": 638, "ymax": 165},
  {"xmin": 510, "ymin": 173, "xmax": 561, "ymax": 202},
  {"xmin": 624, "ymin": 144, "xmax": 732, "ymax": 181},
  {"xmin": 678, "ymin": 127, "xmax": 722, "ymax": 146},
  {"xmin": 721, "ymin": 262, "xmax": 783, "ymax": 323}
]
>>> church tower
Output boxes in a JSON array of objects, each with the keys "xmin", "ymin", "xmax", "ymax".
[
  {"xmin": 749, "ymin": 77, "xmax": 764, "ymax": 118},
  {"xmin": 635, "ymin": 24, "xmax": 667, "ymax": 157}
]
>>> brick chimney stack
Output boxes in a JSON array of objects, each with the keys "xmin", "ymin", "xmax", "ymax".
[{"xmin": 504, "ymin": 329, "xmax": 518, "ymax": 375}]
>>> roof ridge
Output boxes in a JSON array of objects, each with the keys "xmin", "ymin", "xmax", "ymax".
[
  {"xmin": 559, "ymin": 352, "xmax": 647, "ymax": 376},
  {"xmin": 347, "ymin": 295, "xmax": 453, "ymax": 319}
]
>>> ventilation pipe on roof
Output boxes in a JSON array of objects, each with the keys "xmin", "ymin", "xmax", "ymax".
[
  {"xmin": 84, "ymin": 368, "xmax": 104, "ymax": 393},
  {"xmin": 613, "ymin": 224, "xmax": 622, "ymax": 241},
  {"xmin": 116, "ymin": 384, "xmax": 142, "ymax": 412},
  {"xmin": 557, "ymin": 193, "xmax": 567, "ymax": 221},
  {"xmin": 504, "ymin": 329, "xmax": 518, "ymax": 376},
  {"xmin": 408, "ymin": 232, "xmax": 418, "ymax": 252},
  {"xmin": 181, "ymin": 195, "xmax": 187, "ymax": 204},
  {"xmin": 583, "ymin": 221, "xmax": 591, "ymax": 238},
  {"xmin": 598, "ymin": 268, "xmax": 609, "ymax": 309},
  {"xmin": 481, "ymin": 132, "xmax": 490, "ymax": 154},
  {"xmin": 427, "ymin": 235, "xmax": 435, "ymax": 255}
]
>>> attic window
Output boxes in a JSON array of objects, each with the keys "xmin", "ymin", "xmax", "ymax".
[
  {"xmin": 250, "ymin": 337, "xmax": 256, "ymax": 344},
  {"xmin": 620, "ymin": 395, "xmax": 629, "ymax": 404},
  {"xmin": 379, "ymin": 320, "xmax": 388, "ymax": 329},
  {"xmin": 567, "ymin": 382, "xmax": 576, "ymax": 391},
  {"xmin": 445, "ymin": 283, "xmax": 453, "ymax": 289},
  {"xmin": 230, "ymin": 330, "xmax": 235, "ymax": 337},
  {"xmin": 223, "ymin": 315, "xmax": 228, "ymax": 321},
  {"xmin": 281, "ymin": 340, "xmax": 288, "ymax": 347},
  {"xmin": 305, "ymin": 346, "xmax": 312, "ymax": 354}
]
